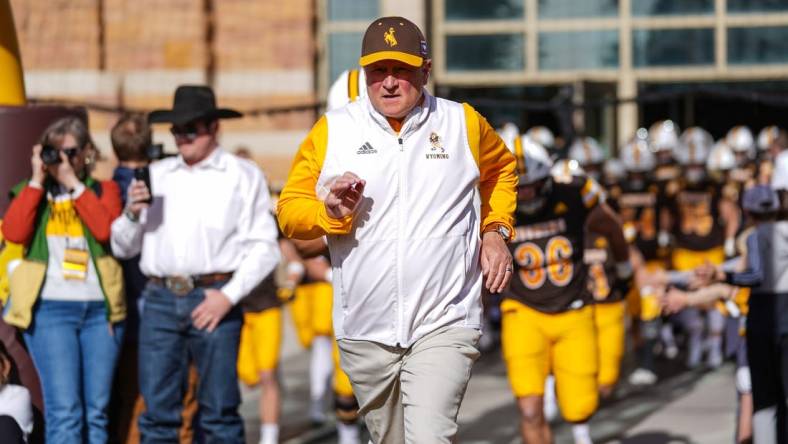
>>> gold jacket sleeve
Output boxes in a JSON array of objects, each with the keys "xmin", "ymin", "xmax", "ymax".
[
  {"xmin": 277, "ymin": 116, "xmax": 354, "ymax": 239},
  {"xmin": 462, "ymin": 103, "xmax": 518, "ymax": 239}
]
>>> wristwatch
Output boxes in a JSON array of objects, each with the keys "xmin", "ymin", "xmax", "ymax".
[{"xmin": 485, "ymin": 223, "xmax": 511, "ymax": 242}]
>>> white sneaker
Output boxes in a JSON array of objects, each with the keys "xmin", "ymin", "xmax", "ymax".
[
  {"xmin": 687, "ymin": 348, "xmax": 703, "ymax": 369},
  {"xmin": 478, "ymin": 330, "xmax": 495, "ymax": 352},
  {"xmin": 572, "ymin": 423, "xmax": 593, "ymax": 444},
  {"xmin": 337, "ymin": 422, "xmax": 361, "ymax": 444},
  {"xmin": 664, "ymin": 344, "xmax": 679, "ymax": 360},
  {"xmin": 628, "ymin": 368, "xmax": 657, "ymax": 386},
  {"xmin": 309, "ymin": 400, "xmax": 326, "ymax": 424},
  {"xmin": 707, "ymin": 348, "xmax": 723, "ymax": 369}
]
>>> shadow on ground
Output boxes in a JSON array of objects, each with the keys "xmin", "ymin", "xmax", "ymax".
[
  {"xmin": 612, "ymin": 430, "xmax": 693, "ymax": 444},
  {"xmin": 458, "ymin": 341, "xmax": 710, "ymax": 444}
]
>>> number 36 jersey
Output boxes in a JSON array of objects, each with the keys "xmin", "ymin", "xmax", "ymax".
[{"xmin": 505, "ymin": 176, "xmax": 603, "ymax": 314}]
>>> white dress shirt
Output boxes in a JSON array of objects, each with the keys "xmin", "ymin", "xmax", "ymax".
[{"xmin": 111, "ymin": 147, "xmax": 280, "ymax": 304}]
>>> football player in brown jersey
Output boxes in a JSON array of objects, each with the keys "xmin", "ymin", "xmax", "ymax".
[{"xmin": 502, "ymin": 137, "xmax": 629, "ymax": 444}]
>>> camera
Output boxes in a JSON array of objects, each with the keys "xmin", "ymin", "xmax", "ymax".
[
  {"xmin": 133, "ymin": 166, "xmax": 152, "ymax": 204},
  {"xmin": 146, "ymin": 143, "xmax": 165, "ymax": 161},
  {"xmin": 40, "ymin": 144, "xmax": 61, "ymax": 165}
]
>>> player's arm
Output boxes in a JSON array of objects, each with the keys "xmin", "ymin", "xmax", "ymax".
[
  {"xmin": 587, "ymin": 200, "xmax": 632, "ymax": 284},
  {"xmin": 277, "ymin": 238, "xmax": 304, "ymax": 302},
  {"xmin": 658, "ymin": 184, "xmax": 677, "ymax": 248},
  {"xmin": 663, "ymin": 283, "xmax": 739, "ymax": 314},
  {"xmin": 719, "ymin": 195, "xmax": 741, "ymax": 257},
  {"xmin": 630, "ymin": 246, "xmax": 658, "ymax": 287},
  {"xmin": 305, "ymin": 256, "xmax": 332, "ymax": 283},
  {"xmin": 584, "ymin": 177, "xmax": 631, "ymax": 282},
  {"xmin": 587, "ymin": 202, "xmax": 629, "ymax": 265},
  {"xmin": 291, "ymin": 237, "xmax": 329, "ymax": 258}
]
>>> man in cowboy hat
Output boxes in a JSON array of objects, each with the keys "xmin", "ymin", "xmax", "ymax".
[{"xmin": 110, "ymin": 85, "xmax": 281, "ymax": 443}]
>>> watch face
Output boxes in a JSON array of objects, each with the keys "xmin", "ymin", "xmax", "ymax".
[{"xmin": 498, "ymin": 226, "xmax": 511, "ymax": 239}]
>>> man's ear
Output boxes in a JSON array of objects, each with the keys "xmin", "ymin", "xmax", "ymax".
[{"xmin": 422, "ymin": 59, "xmax": 432, "ymax": 83}]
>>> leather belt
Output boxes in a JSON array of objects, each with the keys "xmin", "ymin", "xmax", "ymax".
[{"xmin": 149, "ymin": 272, "xmax": 234, "ymax": 296}]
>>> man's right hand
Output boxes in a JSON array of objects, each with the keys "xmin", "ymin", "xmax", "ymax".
[
  {"xmin": 325, "ymin": 172, "xmax": 366, "ymax": 219},
  {"xmin": 126, "ymin": 179, "xmax": 151, "ymax": 217}
]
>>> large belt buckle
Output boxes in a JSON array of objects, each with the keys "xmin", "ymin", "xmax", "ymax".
[{"xmin": 164, "ymin": 275, "xmax": 194, "ymax": 296}]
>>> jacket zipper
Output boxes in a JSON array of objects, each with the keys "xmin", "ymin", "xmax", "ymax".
[{"xmin": 396, "ymin": 136, "xmax": 405, "ymax": 346}]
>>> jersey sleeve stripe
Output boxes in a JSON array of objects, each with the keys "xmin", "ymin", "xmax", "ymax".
[{"xmin": 582, "ymin": 178, "xmax": 602, "ymax": 208}]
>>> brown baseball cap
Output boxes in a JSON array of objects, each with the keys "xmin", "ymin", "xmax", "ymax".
[{"xmin": 359, "ymin": 16, "xmax": 428, "ymax": 68}]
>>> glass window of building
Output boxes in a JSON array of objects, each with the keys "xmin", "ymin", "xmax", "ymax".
[
  {"xmin": 441, "ymin": 85, "xmax": 562, "ymax": 131},
  {"xmin": 633, "ymin": 28, "xmax": 714, "ymax": 67},
  {"xmin": 445, "ymin": 0, "xmax": 524, "ymax": 21},
  {"xmin": 446, "ymin": 34, "xmax": 525, "ymax": 71},
  {"xmin": 329, "ymin": 32, "xmax": 364, "ymax": 82},
  {"xmin": 728, "ymin": 0, "xmax": 788, "ymax": 13},
  {"xmin": 538, "ymin": 0, "xmax": 619, "ymax": 18},
  {"xmin": 728, "ymin": 26, "xmax": 788, "ymax": 65},
  {"xmin": 327, "ymin": 0, "xmax": 379, "ymax": 21},
  {"xmin": 539, "ymin": 31, "xmax": 619, "ymax": 70},
  {"xmin": 632, "ymin": 0, "xmax": 714, "ymax": 16}
]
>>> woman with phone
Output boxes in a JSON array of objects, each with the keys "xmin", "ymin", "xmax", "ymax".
[{"xmin": 1, "ymin": 116, "xmax": 125, "ymax": 444}]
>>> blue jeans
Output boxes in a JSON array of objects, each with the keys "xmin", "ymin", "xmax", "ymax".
[
  {"xmin": 23, "ymin": 299, "xmax": 124, "ymax": 444},
  {"xmin": 138, "ymin": 282, "xmax": 244, "ymax": 444}
]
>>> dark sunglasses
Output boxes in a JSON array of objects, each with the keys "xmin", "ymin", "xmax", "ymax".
[
  {"xmin": 170, "ymin": 122, "xmax": 206, "ymax": 141},
  {"xmin": 61, "ymin": 146, "xmax": 81, "ymax": 158},
  {"xmin": 44, "ymin": 145, "xmax": 81, "ymax": 158}
]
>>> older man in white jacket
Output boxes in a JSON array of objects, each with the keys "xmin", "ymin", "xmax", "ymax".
[{"xmin": 277, "ymin": 17, "xmax": 517, "ymax": 443}]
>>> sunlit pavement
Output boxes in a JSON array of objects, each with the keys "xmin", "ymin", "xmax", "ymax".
[{"xmin": 240, "ymin": 309, "xmax": 736, "ymax": 444}]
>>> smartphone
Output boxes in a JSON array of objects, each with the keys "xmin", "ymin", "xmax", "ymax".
[{"xmin": 133, "ymin": 166, "xmax": 152, "ymax": 204}]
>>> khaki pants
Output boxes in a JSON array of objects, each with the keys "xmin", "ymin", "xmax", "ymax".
[{"xmin": 338, "ymin": 326, "xmax": 481, "ymax": 444}]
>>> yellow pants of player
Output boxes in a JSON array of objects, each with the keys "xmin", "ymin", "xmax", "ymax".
[
  {"xmin": 501, "ymin": 299, "xmax": 598, "ymax": 422},
  {"xmin": 333, "ymin": 339, "xmax": 354, "ymax": 397},
  {"xmin": 291, "ymin": 282, "xmax": 334, "ymax": 347},
  {"xmin": 289, "ymin": 281, "xmax": 353, "ymax": 397},
  {"xmin": 672, "ymin": 247, "xmax": 725, "ymax": 272},
  {"xmin": 237, "ymin": 307, "xmax": 282, "ymax": 386},
  {"xmin": 593, "ymin": 301, "xmax": 626, "ymax": 387}
]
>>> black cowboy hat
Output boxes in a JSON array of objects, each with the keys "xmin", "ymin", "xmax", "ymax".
[{"xmin": 148, "ymin": 85, "xmax": 242, "ymax": 125}]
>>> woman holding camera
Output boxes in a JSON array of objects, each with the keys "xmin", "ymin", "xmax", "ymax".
[{"xmin": 1, "ymin": 116, "xmax": 125, "ymax": 444}]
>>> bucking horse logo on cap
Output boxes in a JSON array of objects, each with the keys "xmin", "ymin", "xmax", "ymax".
[{"xmin": 384, "ymin": 27, "xmax": 398, "ymax": 47}]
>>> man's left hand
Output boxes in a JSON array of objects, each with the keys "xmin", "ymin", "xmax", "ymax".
[
  {"xmin": 192, "ymin": 289, "xmax": 233, "ymax": 332},
  {"xmin": 481, "ymin": 231, "xmax": 513, "ymax": 294}
]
